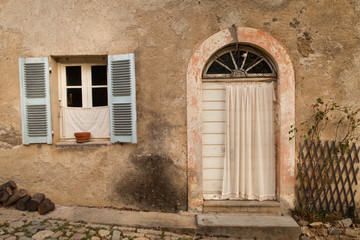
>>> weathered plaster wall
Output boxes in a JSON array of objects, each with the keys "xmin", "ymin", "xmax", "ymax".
[{"xmin": 0, "ymin": 0, "xmax": 359, "ymax": 212}]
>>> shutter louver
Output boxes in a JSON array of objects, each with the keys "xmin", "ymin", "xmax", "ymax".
[
  {"xmin": 112, "ymin": 103, "xmax": 132, "ymax": 136},
  {"xmin": 111, "ymin": 60, "xmax": 131, "ymax": 96},
  {"xmin": 26, "ymin": 105, "xmax": 48, "ymax": 137},
  {"xmin": 108, "ymin": 54, "xmax": 137, "ymax": 143},
  {"xmin": 24, "ymin": 63, "xmax": 46, "ymax": 98},
  {"xmin": 19, "ymin": 57, "xmax": 52, "ymax": 145}
]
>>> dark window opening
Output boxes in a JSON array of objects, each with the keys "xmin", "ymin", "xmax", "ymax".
[
  {"xmin": 66, "ymin": 66, "xmax": 82, "ymax": 86},
  {"xmin": 92, "ymin": 88, "xmax": 108, "ymax": 107},
  {"xmin": 92, "ymin": 66, "xmax": 107, "ymax": 85},
  {"xmin": 67, "ymin": 88, "xmax": 82, "ymax": 107},
  {"xmin": 207, "ymin": 61, "xmax": 232, "ymax": 74}
]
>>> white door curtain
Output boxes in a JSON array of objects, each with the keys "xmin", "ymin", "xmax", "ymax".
[{"xmin": 222, "ymin": 82, "xmax": 276, "ymax": 200}]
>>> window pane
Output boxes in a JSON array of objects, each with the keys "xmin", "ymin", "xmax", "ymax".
[
  {"xmin": 207, "ymin": 61, "xmax": 231, "ymax": 74},
  {"xmin": 232, "ymin": 51, "xmax": 247, "ymax": 69},
  {"xmin": 92, "ymin": 66, "xmax": 107, "ymax": 85},
  {"xmin": 247, "ymin": 60, "xmax": 272, "ymax": 74},
  {"xmin": 67, "ymin": 88, "xmax": 82, "ymax": 107},
  {"xmin": 243, "ymin": 52, "xmax": 259, "ymax": 70},
  {"xmin": 92, "ymin": 87, "xmax": 108, "ymax": 107},
  {"xmin": 66, "ymin": 66, "xmax": 82, "ymax": 86},
  {"xmin": 218, "ymin": 53, "xmax": 235, "ymax": 70}
]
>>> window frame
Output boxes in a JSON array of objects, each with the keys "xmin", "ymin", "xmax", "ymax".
[
  {"xmin": 59, "ymin": 63, "xmax": 108, "ymax": 109},
  {"xmin": 58, "ymin": 58, "xmax": 110, "ymax": 140}
]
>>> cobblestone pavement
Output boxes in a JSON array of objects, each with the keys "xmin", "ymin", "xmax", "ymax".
[{"xmin": 0, "ymin": 217, "xmax": 226, "ymax": 240}]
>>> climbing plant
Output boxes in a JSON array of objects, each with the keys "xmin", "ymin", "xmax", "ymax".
[
  {"xmin": 289, "ymin": 98, "xmax": 360, "ymax": 219},
  {"xmin": 289, "ymin": 98, "xmax": 360, "ymax": 149}
]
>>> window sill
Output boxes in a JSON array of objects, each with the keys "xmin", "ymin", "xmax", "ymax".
[{"xmin": 55, "ymin": 140, "xmax": 110, "ymax": 149}]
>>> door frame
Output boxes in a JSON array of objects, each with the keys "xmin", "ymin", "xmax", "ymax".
[{"xmin": 186, "ymin": 27, "xmax": 295, "ymax": 211}]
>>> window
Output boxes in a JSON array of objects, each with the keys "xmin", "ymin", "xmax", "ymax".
[
  {"xmin": 19, "ymin": 54, "xmax": 137, "ymax": 145},
  {"xmin": 203, "ymin": 45, "xmax": 276, "ymax": 78},
  {"xmin": 59, "ymin": 60, "xmax": 110, "ymax": 140}
]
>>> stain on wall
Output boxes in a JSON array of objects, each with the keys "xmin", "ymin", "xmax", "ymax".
[{"xmin": 114, "ymin": 153, "xmax": 187, "ymax": 212}]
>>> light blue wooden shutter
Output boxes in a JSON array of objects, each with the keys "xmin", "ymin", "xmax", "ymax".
[
  {"xmin": 19, "ymin": 57, "xmax": 52, "ymax": 145},
  {"xmin": 108, "ymin": 54, "xmax": 137, "ymax": 143}
]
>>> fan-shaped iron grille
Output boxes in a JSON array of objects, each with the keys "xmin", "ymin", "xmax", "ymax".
[{"xmin": 203, "ymin": 45, "xmax": 277, "ymax": 79}]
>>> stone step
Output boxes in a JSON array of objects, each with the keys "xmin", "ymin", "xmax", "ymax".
[
  {"xmin": 197, "ymin": 214, "xmax": 300, "ymax": 240},
  {"xmin": 203, "ymin": 200, "xmax": 280, "ymax": 215}
]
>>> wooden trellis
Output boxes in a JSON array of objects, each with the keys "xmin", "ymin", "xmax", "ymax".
[{"xmin": 296, "ymin": 140, "xmax": 360, "ymax": 215}]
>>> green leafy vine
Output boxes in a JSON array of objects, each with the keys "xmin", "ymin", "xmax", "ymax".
[{"xmin": 289, "ymin": 98, "xmax": 360, "ymax": 218}]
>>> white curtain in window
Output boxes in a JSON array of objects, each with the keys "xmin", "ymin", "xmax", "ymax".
[
  {"xmin": 63, "ymin": 106, "xmax": 110, "ymax": 138},
  {"xmin": 222, "ymin": 82, "xmax": 276, "ymax": 200}
]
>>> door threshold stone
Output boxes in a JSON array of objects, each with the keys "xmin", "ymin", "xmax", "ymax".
[{"xmin": 197, "ymin": 214, "xmax": 300, "ymax": 240}]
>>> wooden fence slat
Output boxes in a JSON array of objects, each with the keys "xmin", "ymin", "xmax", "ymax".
[{"xmin": 297, "ymin": 140, "xmax": 359, "ymax": 215}]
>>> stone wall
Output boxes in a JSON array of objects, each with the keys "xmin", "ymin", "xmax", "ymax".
[{"xmin": 0, "ymin": 0, "xmax": 359, "ymax": 212}]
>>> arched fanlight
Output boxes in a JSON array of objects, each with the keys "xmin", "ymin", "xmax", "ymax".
[{"xmin": 203, "ymin": 45, "xmax": 277, "ymax": 79}]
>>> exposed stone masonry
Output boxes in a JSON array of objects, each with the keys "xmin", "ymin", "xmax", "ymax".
[{"xmin": 296, "ymin": 217, "xmax": 360, "ymax": 240}]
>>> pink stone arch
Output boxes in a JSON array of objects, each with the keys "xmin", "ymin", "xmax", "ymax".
[{"xmin": 187, "ymin": 27, "xmax": 295, "ymax": 211}]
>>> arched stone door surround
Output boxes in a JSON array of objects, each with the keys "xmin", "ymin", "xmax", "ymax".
[{"xmin": 186, "ymin": 27, "xmax": 295, "ymax": 211}]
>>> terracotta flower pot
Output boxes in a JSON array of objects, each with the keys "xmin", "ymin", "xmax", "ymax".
[{"xmin": 74, "ymin": 132, "xmax": 91, "ymax": 143}]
